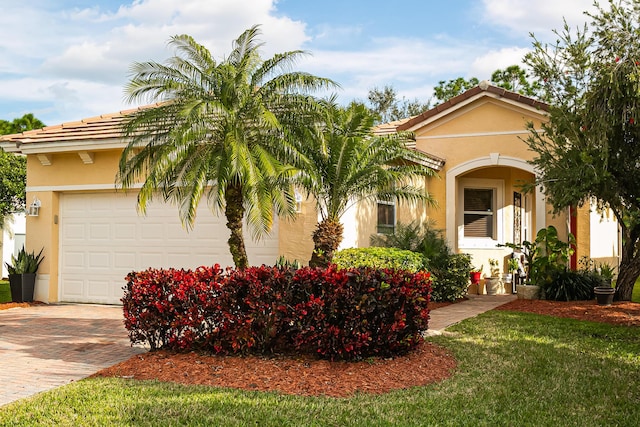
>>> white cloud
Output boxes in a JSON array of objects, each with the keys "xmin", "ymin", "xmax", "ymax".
[
  {"xmin": 0, "ymin": 0, "xmax": 309, "ymax": 124},
  {"xmin": 1, "ymin": 0, "xmax": 610, "ymax": 126},
  {"xmin": 481, "ymin": 0, "xmax": 600, "ymax": 37},
  {"xmin": 469, "ymin": 46, "xmax": 532, "ymax": 80}
]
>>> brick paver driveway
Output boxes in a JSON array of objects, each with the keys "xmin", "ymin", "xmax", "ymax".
[{"xmin": 0, "ymin": 304, "xmax": 145, "ymax": 406}]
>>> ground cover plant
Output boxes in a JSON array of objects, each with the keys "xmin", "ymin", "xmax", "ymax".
[{"xmin": 1, "ymin": 305, "xmax": 638, "ymax": 426}]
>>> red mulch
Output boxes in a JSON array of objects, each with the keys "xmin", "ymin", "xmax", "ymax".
[
  {"xmin": 8, "ymin": 298, "xmax": 638, "ymax": 397},
  {"xmin": 91, "ymin": 341, "xmax": 457, "ymax": 398},
  {"xmin": 0, "ymin": 301, "xmax": 44, "ymax": 310},
  {"xmin": 495, "ymin": 298, "xmax": 640, "ymax": 327}
]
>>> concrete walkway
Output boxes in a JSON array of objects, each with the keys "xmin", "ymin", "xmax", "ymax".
[
  {"xmin": 0, "ymin": 295, "xmax": 516, "ymax": 407},
  {"xmin": 0, "ymin": 304, "xmax": 145, "ymax": 407},
  {"xmin": 426, "ymin": 294, "xmax": 517, "ymax": 335}
]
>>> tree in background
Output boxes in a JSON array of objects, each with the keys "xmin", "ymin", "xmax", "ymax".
[
  {"xmin": 0, "ymin": 114, "xmax": 45, "ymax": 227},
  {"xmin": 367, "ymin": 65, "xmax": 542, "ymax": 124},
  {"xmin": 523, "ymin": 0, "xmax": 639, "ymax": 300},
  {"xmin": 367, "ymin": 85, "xmax": 430, "ymax": 123},
  {"xmin": 0, "ymin": 113, "xmax": 45, "ymax": 134},
  {"xmin": 292, "ymin": 98, "xmax": 436, "ymax": 267},
  {"xmin": 432, "ymin": 76, "xmax": 480, "ymax": 104},
  {"xmin": 118, "ymin": 25, "xmax": 336, "ymax": 269},
  {"xmin": 490, "ymin": 65, "xmax": 543, "ymax": 98}
]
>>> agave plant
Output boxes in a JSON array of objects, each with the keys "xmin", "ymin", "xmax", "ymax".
[{"xmin": 5, "ymin": 247, "xmax": 44, "ymax": 275}]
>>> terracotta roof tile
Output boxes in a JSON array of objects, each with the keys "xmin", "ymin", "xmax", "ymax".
[
  {"xmin": 0, "ymin": 104, "xmax": 161, "ymax": 146},
  {"xmin": 396, "ymin": 82, "xmax": 548, "ymax": 131}
]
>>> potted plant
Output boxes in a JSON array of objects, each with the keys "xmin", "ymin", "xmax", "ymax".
[
  {"xmin": 5, "ymin": 247, "xmax": 44, "ymax": 303},
  {"xmin": 596, "ymin": 263, "xmax": 615, "ymax": 285},
  {"xmin": 484, "ymin": 258, "xmax": 502, "ymax": 295},
  {"xmin": 594, "ymin": 262, "xmax": 616, "ymax": 305},
  {"xmin": 502, "ymin": 257, "xmax": 520, "ymax": 293},
  {"xmin": 469, "ymin": 265, "xmax": 483, "ymax": 294}
]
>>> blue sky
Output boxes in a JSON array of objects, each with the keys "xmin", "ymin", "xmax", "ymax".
[{"xmin": 0, "ymin": 0, "xmax": 598, "ymax": 126}]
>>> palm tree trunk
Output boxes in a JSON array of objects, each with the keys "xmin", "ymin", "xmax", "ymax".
[
  {"xmin": 225, "ymin": 183, "xmax": 249, "ymax": 269},
  {"xmin": 309, "ymin": 218, "xmax": 344, "ymax": 268}
]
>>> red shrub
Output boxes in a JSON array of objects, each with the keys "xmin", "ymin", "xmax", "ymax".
[{"xmin": 121, "ymin": 265, "xmax": 431, "ymax": 360}]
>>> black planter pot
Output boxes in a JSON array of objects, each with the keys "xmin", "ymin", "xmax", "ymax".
[
  {"xmin": 594, "ymin": 286, "xmax": 615, "ymax": 306},
  {"xmin": 8, "ymin": 273, "xmax": 36, "ymax": 303}
]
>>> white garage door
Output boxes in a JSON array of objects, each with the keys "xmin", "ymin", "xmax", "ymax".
[{"xmin": 60, "ymin": 192, "xmax": 279, "ymax": 304}]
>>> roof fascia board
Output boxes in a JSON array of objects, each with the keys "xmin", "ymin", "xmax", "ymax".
[
  {"xmin": 404, "ymin": 92, "xmax": 547, "ymax": 133},
  {"xmin": 16, "ymin": 139, "xmax": 127, "ymax": 155}
]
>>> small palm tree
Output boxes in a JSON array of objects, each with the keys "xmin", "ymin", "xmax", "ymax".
[
  {"xmin": 293, "ymin": 99, "xmax": 436, "ymax": 267},
  {"xmin": 117, "ymin": 25, "xmax": 337, "ymax": 268}
]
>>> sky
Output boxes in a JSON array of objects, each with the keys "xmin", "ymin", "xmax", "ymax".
[{"xmin": 0, "ymin": 0, "xmax": 601, "ymax": 127}]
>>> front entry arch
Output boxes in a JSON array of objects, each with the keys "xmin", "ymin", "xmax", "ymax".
[{"xmin": 445, "ymin": 154, "xmax": 546, "ymax": 252}]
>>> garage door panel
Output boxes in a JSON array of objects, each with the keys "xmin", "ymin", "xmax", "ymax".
[
  {"xmin": 89, "ymin": 224, "xmax": 110, "ymax": 240},
  {"xmin": 88, "ymin": 252, "xmax": 110, "ymax": 268},
  {"xmin": 115, "ymin": 252, "xmax": 136, "ymax": 270},
  {"xmin": 114, "ymin": 224, "xmax": 136, "ymax": 240},
  {"xmin": 62, "ymin": 251, "xmax": 86, "ymax": 268},
  {"xmin": 60, "ymin": 192, "xmax": 280, "ymax": 304},
  {"xmin": 63, "ymin": 223, "xmax": 86, "ymax": 240},
  {"xmin": 63, "ymin": 280, "xmax": 84, "ymax": 298},
  {"xmin": 87, "ymin": 280, "xmax": 110, "ymax": 297},
  {"xmin": 140, "ymin": 224, "xmax": 166, "ymax": 241}
]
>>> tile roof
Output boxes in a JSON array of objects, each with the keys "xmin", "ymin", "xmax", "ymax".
[
  {"xmin": 0, "ymin": 104, "xmax": 162, "ymax": 147},
  {"xmin": 396, "ymin": 81, "xmax": 548, "ymax": 131}
]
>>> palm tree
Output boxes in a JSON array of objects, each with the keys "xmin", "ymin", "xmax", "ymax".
[
  {"xmin": 117, "ymin": 26, "xmax": 337, "ymax": 269},
  {"xmin": 294, "ymin": 99, "xmax": 437, "ymax": 267}
]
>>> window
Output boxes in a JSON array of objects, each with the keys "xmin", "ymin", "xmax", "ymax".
[
  {"xmin": 458, "ymin": 178, "xmax": 504, "ymax": 248},
  {"xmin": 377, "ymin": 201, "xmax": 395, "ymax": 234},
  {"xmin": 463, "ymin": 188, "xmax": 494, "ymax": 238}
]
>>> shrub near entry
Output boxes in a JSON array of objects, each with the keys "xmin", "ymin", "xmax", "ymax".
[
  {"xmin": 122, "ymin": 264, "xmax": 432, "ymax": 360},
  {"xmin": 332, "ymin": 247, "xmax": 426, "ymax": 272}
]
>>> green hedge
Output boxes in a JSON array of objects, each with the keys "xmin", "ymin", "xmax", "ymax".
[{"xmin": 333, "ymin": 247, "xmax": 426, "ymax": 273}]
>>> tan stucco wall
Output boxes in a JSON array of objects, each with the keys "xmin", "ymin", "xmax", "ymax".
[
  {"xmin": 27, "ymin": 151, "xmax": 121, "ymax": 187},
  {"xmin": 278, "ymin": 197, "xmax": 316, "ymax": 265}
]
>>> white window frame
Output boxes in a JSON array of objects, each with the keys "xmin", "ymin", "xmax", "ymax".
[
  {"xmin": 458, "ymin": 178, "xmax": 504, "ymax": 249},
  {"xmin": 376, "ymin": 200, "xmax": 396, "ymax": 235}
]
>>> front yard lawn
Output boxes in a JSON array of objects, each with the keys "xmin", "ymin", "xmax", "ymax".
[{"xmin": 1, "ymin": 309, "xmax": 638, "ymax": 426}]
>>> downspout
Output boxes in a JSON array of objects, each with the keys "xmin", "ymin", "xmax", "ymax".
[{"xmin": 569, "ymin": 205, "xmax": 578, "ymax": 270}]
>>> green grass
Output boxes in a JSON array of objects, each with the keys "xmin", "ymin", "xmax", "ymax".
[
  {"xmin": 633, "ymin": 277, "xmax": 640, "ymax": 302},
  {"xmin": 0, "ymin": 280, "xmax": 10, "ymax": 303},
  {"xmin": 1, "ymin": 311, "xmax": 639, "ymax": 426}
]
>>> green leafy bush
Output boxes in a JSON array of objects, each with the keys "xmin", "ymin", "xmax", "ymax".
[
  {"xmin": 332, "ymin": 247, "xmax": 426, "ymax": 273},
  {"xmin": 371, "ymin": 221, "xmax": 472, "ymax": 302},
  {"xmin": 428, "ymin": 253, "xmax": 473, "ymax": 302}
]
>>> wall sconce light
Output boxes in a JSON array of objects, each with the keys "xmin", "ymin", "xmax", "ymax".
[
  {"xmin": 294, "ymin": 190, "xmax": 303, "ymax": 213},
  {"xmin": 27, "ymin": 197, "xmax": 41, "ymax": 217}
]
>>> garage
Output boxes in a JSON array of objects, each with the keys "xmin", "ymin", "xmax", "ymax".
[{"xmin": 59, "ymin": 191, "xmax": 279, "ymax": 304}]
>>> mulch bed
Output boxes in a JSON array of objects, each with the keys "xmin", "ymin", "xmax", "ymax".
[
  {"xmin": 495, "ymin": 299, "xmax": 640, "ymax": 327},
  {"xmin": 8, "ymin": 297, "xmax": 639, "ymax": 397},
  {"xmin": 0, "ymin": 301, "xmax": 44, "ymax": 310},
  {"xmin": 92, "ymin": 341, "xmax": 457, "ymax": 398}
]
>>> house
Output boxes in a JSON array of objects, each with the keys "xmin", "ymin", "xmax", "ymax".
[
  {"xmin": 337, "ymin": 81, "xmax": 620, "ymax": 292},
  {"xmin": 0, "ymin": 110, "xmax": 309, "ymax": 304},
  {"xmin": 0, "ymin": 82, "xmax": 620, "ymax": 303}
]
